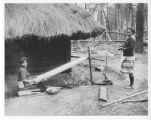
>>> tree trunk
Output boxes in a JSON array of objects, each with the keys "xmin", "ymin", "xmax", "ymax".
[
  {"xmin": 131, "ymin": 5, "xmax": 136, "ymax": 28},
  {"xmin": 84, "ymin": 3, "xmax": 87, "ymax": 9},
  {"xmin": 135, "ymin": 3, "xmax": 144, "ymax": 53}
]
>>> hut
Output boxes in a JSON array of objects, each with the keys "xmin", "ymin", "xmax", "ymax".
[{"xmin": 5, "ymin": 3, "xmax": 105, "ymax": 75}]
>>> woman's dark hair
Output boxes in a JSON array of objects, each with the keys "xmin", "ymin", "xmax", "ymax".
[
  {"xmin": 19, "ymin": 57, "xmax": 27, "ymax": 64},
  {"xmin": 128, "ymin": 28, "xmax": 135, "ymax": 34}
]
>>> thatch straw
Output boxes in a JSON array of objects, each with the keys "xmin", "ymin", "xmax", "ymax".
[{"xmin": 5, "ymin": 3, "xmax": 105, "ymax": 40}]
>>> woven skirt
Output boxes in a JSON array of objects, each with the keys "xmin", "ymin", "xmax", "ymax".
[{"xmin": 121, "ymin": 56, "xmax": 135, "ymax": 74}]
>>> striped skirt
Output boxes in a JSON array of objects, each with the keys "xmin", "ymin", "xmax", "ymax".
[{"xmin": 121, "ymin": 56, "xmax": 135, "ymax": 74}]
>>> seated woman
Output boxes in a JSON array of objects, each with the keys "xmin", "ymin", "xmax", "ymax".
[
  {"xmin": 18, "ymin": 57, "xmax": 34, "ymax": 89},
  {"xmin": 18, "ymin": 57, "xmax": 46, "ymax": 91}
]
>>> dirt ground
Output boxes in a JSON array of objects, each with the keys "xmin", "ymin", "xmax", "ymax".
[{"xmin": 5, "ymin": 45, "xmax": 148, "ymax": 116}]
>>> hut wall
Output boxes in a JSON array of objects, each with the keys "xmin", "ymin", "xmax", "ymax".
[{"xmin": 5, "ymin": 37, "xmax": 71, "ymax": 75}]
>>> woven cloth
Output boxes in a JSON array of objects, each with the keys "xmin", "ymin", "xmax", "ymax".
[{"xmin": 121, "ymin": 56, "xmax": 135, "ymax": 73}]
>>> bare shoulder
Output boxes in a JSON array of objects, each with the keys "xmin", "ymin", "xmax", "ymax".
[{"xmin": 131, "ymin": 35, "xmax": 136, "ymax": 41}]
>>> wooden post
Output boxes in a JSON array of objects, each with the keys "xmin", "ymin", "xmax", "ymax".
[
  {"xmin": 65, "ymin": 39, "xmax": 71, "ymax": 73},
  {"xmin": 99, "ymin": 86, "xmax": 108, "ymax": 101},
  {"xmin": 88, "ymin": 46, "xmax": 93, "ymax": 85},
  {"xmin": 106, "ymin": 31, "xmax": 112, "ymax": 41},
  {"xmin": 77, "ymin": 40, "xmax": 82, "ymax": 49},
  {"xmin": 105, "ymin": 53, "xmax": 107, "ymax": 76}
]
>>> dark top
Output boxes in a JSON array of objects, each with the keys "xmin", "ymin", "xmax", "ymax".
[
  {"xmin": 18, "ymin": 66, "xmax": 30, "ymax": 81},
  {"xmin": 123, "ymin": 37, "xmax": 135, "ymax": 56}
]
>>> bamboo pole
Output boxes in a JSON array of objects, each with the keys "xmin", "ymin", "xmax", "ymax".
[
  {"xmin": 121, "ymin": 99, "xmax": 148, "ymax": 103},
  {"xmin": 102, "ymin": 90, "xmax": 148, "ymax": 107},
  {"xmin": 88, "ymin": 46, "xmax": 93, "ymax": 85},
  {"xmin": 105, "ymin": 53, "xmax": 108, "ymax": 77},
  {"xmin": 71, "ymin": 40, "xmax": 125, "ymax": 43},
  {"xmin": 77, "ymin": 40, "xmax": 82, "ymax": 49},
  {"xmin": 33, "ymin": 56, "xmax": 88, "ymax": 83}
]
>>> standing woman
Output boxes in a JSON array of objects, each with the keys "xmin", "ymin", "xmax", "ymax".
[{"xmin": 118, "ymin": 28, "xmax": 136, "ymax": 88}]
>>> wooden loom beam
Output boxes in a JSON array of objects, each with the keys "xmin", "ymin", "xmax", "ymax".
[{"xmin": 33, "ymin": 56, "xmax": 88, "ymax": 83}]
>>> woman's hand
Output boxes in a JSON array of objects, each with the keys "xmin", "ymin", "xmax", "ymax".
[{"xmin": 118, "ymin": 47, "xmax": 126, "ymax": 50}]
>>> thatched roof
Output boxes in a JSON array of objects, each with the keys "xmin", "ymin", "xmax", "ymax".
[{"xmin": 5, "ymin": 3, "xmax": 105, "ymax": 40}]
